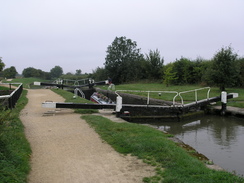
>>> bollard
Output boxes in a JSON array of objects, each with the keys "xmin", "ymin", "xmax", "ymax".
[
  {"xmin": 221, "ymin": 91, "xmax": 227, "ymax": 115},
  {"xmin": 116, "ymin": 96, "xmax": 122, "ymax": 117}
]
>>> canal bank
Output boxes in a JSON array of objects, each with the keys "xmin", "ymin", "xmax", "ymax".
[
  {"xmin": 211, "ymin": 105, "xmax": 244, "ymax": 117},
  {"xmin": 83, "ymin": 113, "xmax": 244, "ymax": 182},
  {"xmin": 96, "ymin": 109, "xmax": 224, "ymax": 172},
  {"xmin": 150, "ymin": 113, "xmax": 244, "ymax": 177},
  {"xmin": 54, "ymin": 87, "xmax": 244, "ymax": 176},
  {"xmin": 51, "ymin": 88, "xmax": 244, "ymax": 181}
]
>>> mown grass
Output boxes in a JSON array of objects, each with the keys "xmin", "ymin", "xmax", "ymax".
[
  {"xmin": 108, "ymin": 83, "xmax": 244, "ymax": 108},
  {"xmin": 2, "ymin": 77, "xmax": 50, "ymax": 89},
  {"xmin": 50, "ymin": 83, "xmax": 244, "ymax": 182},
  {"xmin": 0, "ymin": 90, "xmax": 31, "ymax": 183},
  {"xmin": 0, "ymin": 86, "xmax": 10, "ymax": 90},
  {"xmin": 82, "ymin": 115, "xmax": 244, "ymax": 183},
  {"xmin": 51, "ymin": 88, "xmax": 98, "ymax": 114}
]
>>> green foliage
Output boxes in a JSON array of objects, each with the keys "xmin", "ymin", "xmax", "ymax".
[
  {"xmin": 75, "ymin": 69, "xmax": 82, "ymax": 75},
  {"xmin": 210, "ymin": 46, "xmax": 239, "ymax": 90},
  {"xmin": 91, "ymin": 67, "xmax": 107, "ymax": 81},
  {"xmin": 0, "ymin": 86, "xmax": 9, "ymax": 91},
  {"xmin": 82, "ymin": 115, "xmax": 244, "ymax": 183},
  {"xmin": 145, "ymin": 49, "xmax": 164, "ymax": 80},
  {"xmin": 60, "ymin": 72, "xmax": 91, "ymax": 80},
  {"xmin": 172, "ymin": 57, "xmax": 196, "ymax": 85},
  {"xmin": 50, "ymin": 65, "xmax": 63, "ymax": 79},
  {"xmin": 237, "ymin": 58, "xmax": 244, "ymax": 87},
  {"xmin": 0, "ymin": 90, "xmax": 31, "ymax": 183},
  {"xmin": 104, "ymin": 36, "xmax": 144, "ymax": 84},
  {"xmin": 163, "ymin": 63, "xmax": 178, "ymax": 86},
  {"xmin": 102, "ymin": 38, "xmax": 244, "ymax": 88},
  {"xmin": 3, "ymin": 66, "xmax": 17, "ymax": 79},
  {"xmin": 22, "ymin": 67, "xmax": 51, "ymax": 80},
  {"xmin": 0, "ymin": 57, "xmax": 5, "ymax": 72}
]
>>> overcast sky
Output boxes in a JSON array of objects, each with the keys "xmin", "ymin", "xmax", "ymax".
[{"xmin": 1, "ymin": 0, "xmax": 244, "ymax": 74}]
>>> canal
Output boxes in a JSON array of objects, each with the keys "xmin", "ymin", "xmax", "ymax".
[{"xmin": 145, "ymin": 115, "xmax": 244, "ymax": 176}]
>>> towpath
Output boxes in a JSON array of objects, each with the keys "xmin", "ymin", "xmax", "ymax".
[{"xmin": 20, "ymin": 89, "xmax": 154, "ymax": 183}]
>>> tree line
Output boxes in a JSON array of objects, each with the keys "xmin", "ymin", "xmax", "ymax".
[
  {"xmin": 92, "ymin": 36, "xmax": 244, "ymax": 90},
  {"xmin": 0, "ymin": 61, "xmax": 87, "ymax": 81},
  {"xmin": 1, "ymin": 36, "xmax": 243, "ymax": 90}
]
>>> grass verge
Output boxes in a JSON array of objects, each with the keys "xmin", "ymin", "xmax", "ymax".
[
  {"xmin": 51, "ymin": 84, "xmax": 244, "ymax": 182},
  {"xmin": 51, "ymin": 88, "xmax": 98, "ymax": 114},
  {"xmin": 0, "ymin": 90, "xmax": 31, "ymax": 183},
  {"xmin": 2, "ymin": 77, "xmax": 50, "ymax": 89},
  {"xmin": 82, "ymin": 115, "xmax": 244, "ymax": 183},
  {"xmin": 104, "ymin": 83, "xmax": 244, "ymax": 108}
]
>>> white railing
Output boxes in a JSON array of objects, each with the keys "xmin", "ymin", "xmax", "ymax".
[
  {"xmin": 115, "ymin": 90, "xmax": 179, "ymax": 106},
  {"xmin": 115, "ymin": 87, "xmax": 211, "ymax": 107},
  {"xmin": 74, "ymin": 88, "xmax": 85, "ymax": 98},
  {"xmin": 0, "ymin": 83, "xmax": 23, "ymax": 108},
  {"xmin": 0, "ymin": 83, "xmax": 23, "ymax": 99},
  {"xmin": 178, "ymin": 87, "xmax": 211, "ymax": 106},
  {"xmin": 53, "ymin": 78, "xmax": 93, "ymax": 86}
]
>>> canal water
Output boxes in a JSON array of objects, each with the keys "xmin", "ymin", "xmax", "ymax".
[{"xmin": 146, "ymin": 115, "xmax": 244, "ymax": 176}]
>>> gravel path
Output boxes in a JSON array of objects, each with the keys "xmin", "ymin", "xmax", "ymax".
[{"xmin": 20, "ymin": 89, "xmax": 154, "ymax": 183}]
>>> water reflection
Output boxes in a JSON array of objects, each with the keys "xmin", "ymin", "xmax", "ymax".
[{"xmin": 150, "ymin": 115, "xmax": 244, "ymax": 176}]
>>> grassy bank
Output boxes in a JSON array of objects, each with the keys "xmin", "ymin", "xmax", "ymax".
[
  {"xmin": 107, "ymin": 83, "xmax": 244, "ymax": 108},
  {"xmin": 82, "ymin": 115, "xmax": 244, "ymax": 183},
  {"xmin": 52, "ymin": 88, "xmax": 244, "ymax": 182},
  {"xmin": 0, "ymin": 90, "xmax": 31, "ymax": 183},
  {"xmin": 0, "ymin": 86, "xmax": 10, "ymax": 90}
]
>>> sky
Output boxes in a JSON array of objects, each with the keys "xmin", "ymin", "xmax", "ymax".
[{"xmin": 1, "ymin": 0, "xmax": 244, "ymax": 74}]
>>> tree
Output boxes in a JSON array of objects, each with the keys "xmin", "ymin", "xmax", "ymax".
[
  {"xmin": 75, "ymin": 69, "xmax": 82, "ymax": 75},
  {"xmin": 163, "ymin": 63, "xmax": 178, "ymax": 86},
  {"xmin": 22, "ymin": 67, "xmax": 50, "ymax": 79},
  {"xmin": 211, "ymin": 46, "xmax": 239, "ymax": 90},
  {"xmin": 3, "ymin": 66, "xmax": 18, "ymax": 79},
  {"xmin": 50, "ymin": 66, "xmax": 63, "ymax": 79},
  {"xmin": 171, "ymin": 57, "xmax": 192, "ymax": 85},
  {"xmin": 22, "ymin": 67, "xmax": 38, "ymax": 77},
  {"xmin": 104, "ymin": 36, "xmax": 144, "ymax": 84},
  {"xmin": 190, "ymin": 57, "xmax": 209, "ymax": 84},
  {"xmin": 199, "ymin": 60, "xmax": 214, "ymax": 86},
  {"xmin": 0, "ymin": 57, "xmax": 5, "ymax": 72},
  {"xmin": 41, "ymin": 71, "xmax": 51, "ymax": 80},
  {"xmin": 92, "ymin": 67, "xmax": 107, "ymax": 81},
  {"xmin": 237, "ymin": 58, "xmax": 244, "ymax": 87},
  {"xmin": 145, "ymin": 49, "xmax": 164, "ymax": 80}
]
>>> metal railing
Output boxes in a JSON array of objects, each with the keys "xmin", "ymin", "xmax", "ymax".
[
  {"xmin": 53, "ymin": 78, "xmax": 94, "ymax": 86},
  {"xmin": 178, "ymin": 87, "xmax": 211, "ymax": 106},
  {"xmin": 115, "ymin": 87, "xmax": 211, "ymax": 107},
  {"xmin": 0, "ymin": 83, "xmax": 23, "ymax": 109},
  {"xmin": 115, "ymin": 90, "xmax": 179, "ymax": 106},
  {"xmin": 74, "ymin": 88, "xmax": 85, "ymax": 98}
]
